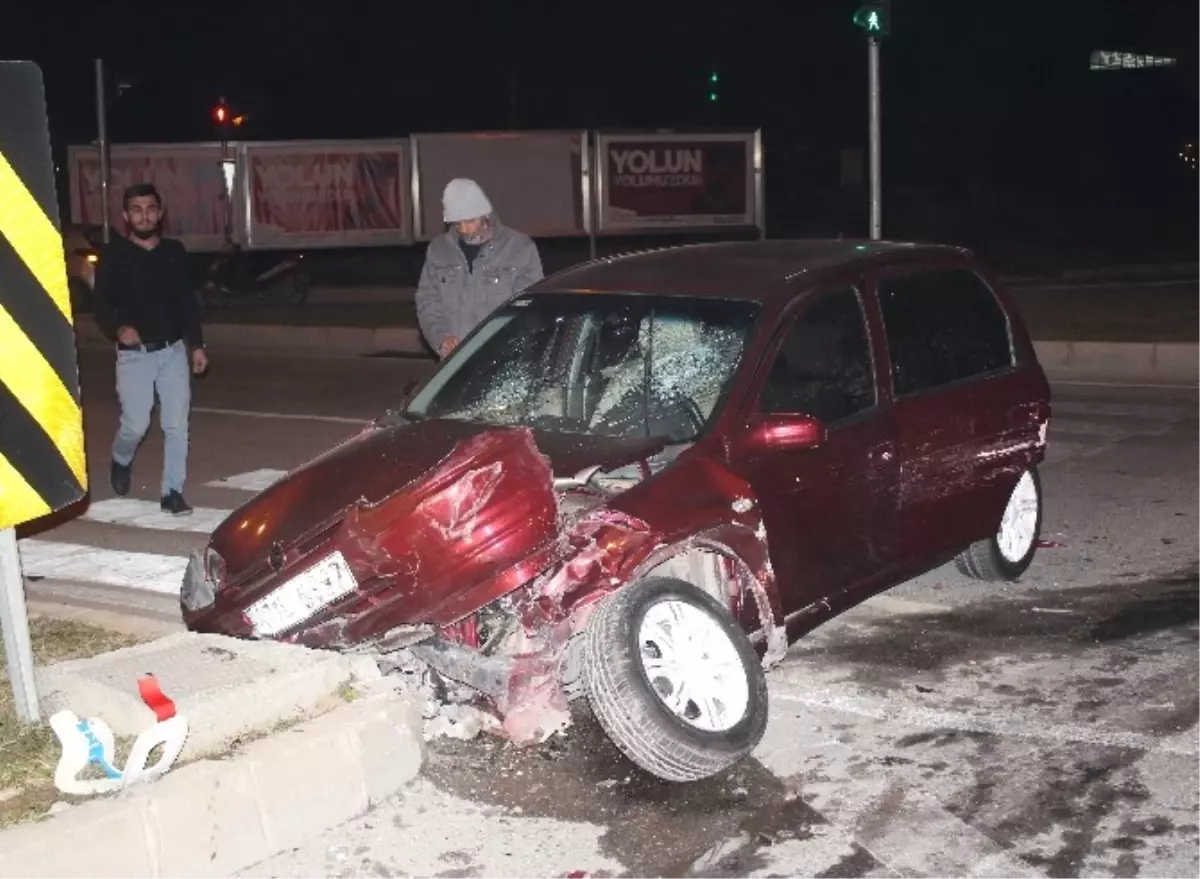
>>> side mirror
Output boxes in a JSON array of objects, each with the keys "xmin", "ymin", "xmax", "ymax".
[{"xmin": 734, "ymin": 413, "xmax": 826, "ymax": 457}]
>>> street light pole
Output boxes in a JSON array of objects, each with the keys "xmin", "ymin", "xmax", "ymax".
[
  {"xmin": 868, "ymin": 36, "xmax": 882, "ymax": 241},
  {"xmin": 0, "ymin": 528, "xmax": 39, "ymax": 723},
  {"xmin": 95, "ymin": 58, "xmax": 111, "ymax": 244}
]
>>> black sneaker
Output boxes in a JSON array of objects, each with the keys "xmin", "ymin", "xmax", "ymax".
[
  {"xmin": 160, "ymin": 491, "xmax": 193, "ymax": 516},
  {"xmin": 111, "ymin": 459, "xmax": 132, "ymax": 496}
]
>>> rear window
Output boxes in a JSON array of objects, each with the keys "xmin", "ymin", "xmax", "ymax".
[{"xmin": 878, "ymin": 268, "xmax": 1013, "ymax": 396}]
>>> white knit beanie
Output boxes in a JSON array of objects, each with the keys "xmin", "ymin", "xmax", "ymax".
[{"xmin": 442, "ymin": 178, "xmax": 494, "ymax": 223}]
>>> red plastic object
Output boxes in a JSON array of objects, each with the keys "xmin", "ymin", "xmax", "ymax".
[{"xmin": 138, "ymin": 674, "xmax": 177, "ymax": 722}]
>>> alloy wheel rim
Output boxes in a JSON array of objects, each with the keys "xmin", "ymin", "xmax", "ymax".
[{"xmin": 637, "ymin": 598, "xmax": 749, "ymax": 733}]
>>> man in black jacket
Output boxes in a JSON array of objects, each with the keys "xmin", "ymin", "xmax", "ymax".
[{"xmin": 92, "ymin": 183, "xmax": 208, "ymax": 515}]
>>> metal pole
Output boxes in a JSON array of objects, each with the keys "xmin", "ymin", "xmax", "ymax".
[
  {"xmin": 868, "ymin": 37, "xmax": 882, "ymax": 241},
  {"xmin": 0, "ymin": 528, "xmax": 39, "ymax": 723},
  {"xmin": 95, "ymin": 58, "xmax": 111, "ymax": 244},
  {"xmin": 586, "ymin": 131, "xmax": 597, "ymax": 261}
]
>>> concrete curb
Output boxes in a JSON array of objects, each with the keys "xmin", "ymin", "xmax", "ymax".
[
  {"xmin": 0, "ymin": 689, "xmax": 425, "ymax": 878},
  {"xmin": 36, "ymin": 632, "xmax": 385, "ymax": 763},
  {"xmin": 1032, "ymin": 340, "xmax": 1198, "ymax": 386}
]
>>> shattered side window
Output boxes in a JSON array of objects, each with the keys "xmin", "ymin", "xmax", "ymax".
[{"xmin": 406, "ymin": 294, "xmax": 759, "ymax": 442}]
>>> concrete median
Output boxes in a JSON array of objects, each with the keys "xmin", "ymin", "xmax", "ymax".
[
  {"xmin": 0, "ymin": 631, "xmax": 424, "ymax": 879},
  {"xmin": 1032, "ymin": 340, "xmax": 1198, "ymax": 386}
]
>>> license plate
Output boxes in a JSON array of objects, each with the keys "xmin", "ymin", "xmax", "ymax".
[{"xmin": 245, "ymin": 551, "xmax": 358, "ymax": 637}]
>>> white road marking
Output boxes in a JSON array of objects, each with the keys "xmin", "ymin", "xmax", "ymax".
[
  {"xmin": 205, "ymin": 468, "xmax": 288, "ymax": 492},
  {"xmin": 770, "ymin": 684, "xmax": 1198, "ymax": 756},
  {"xmin": 193, "ymin": 406, "xmax": 370, "ymax": 425},
  {"xmin": 82, "ymin": 498, "xmax": 232, "ymax": 534},
  {"xmin": 17, "ymin": 540, "xmax": 187, "ymax": 595}
]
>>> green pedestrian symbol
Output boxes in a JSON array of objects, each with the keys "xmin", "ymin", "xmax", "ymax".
[{"xmin": 853, "ymin": 3, "xmax": 890, "ymax": 36}]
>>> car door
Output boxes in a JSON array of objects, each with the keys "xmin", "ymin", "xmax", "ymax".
[
  {"xmin": 728, "ymin": 283, "xmax": 899, "ymax": 617},
  {"xmin": 874, "ymin": 263, "xmax": 1022, "ymax": 558}
]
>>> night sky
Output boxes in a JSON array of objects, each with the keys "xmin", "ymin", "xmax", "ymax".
[{"xmin": 5, "ymin": 0, "xmax": 1198, "ymax": 249}]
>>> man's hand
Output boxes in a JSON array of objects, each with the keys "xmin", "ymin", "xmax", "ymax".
[
  {"xmin": 438, "ymin": 336, "xmax": 459, "ymax": 359},
  {"xmin": 191, "ymin": 347, "xmax": 209, "ymax": 375},
  {"xmin": 116, "ymin": 325, "xmax": 141, "ymax": 346}
]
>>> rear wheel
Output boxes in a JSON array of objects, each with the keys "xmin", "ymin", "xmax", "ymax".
[
  {"xmin": 580, "ymin": 577, "xmax": 769, "ymax": 783},
  {"xmin": 956, "ymin": 466, "xmax": 1043, "ymax": 581}
]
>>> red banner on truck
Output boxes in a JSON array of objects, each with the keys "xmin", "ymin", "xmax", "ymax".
[
  {"xmin": 244, "ymin": 141, "xmax": 412, "ymax": 248},
  {"xmin": 68, "ymin": 144, "xmax": 231, "ymax": 251},
  {"xmin": 596, "ymin": 132, "xmax": 759, "ymax": 232}
]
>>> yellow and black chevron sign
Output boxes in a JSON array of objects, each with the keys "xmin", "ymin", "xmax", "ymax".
[{"xmin": 0, "ymin": 61, "xmax": 87, "ymax": 530}]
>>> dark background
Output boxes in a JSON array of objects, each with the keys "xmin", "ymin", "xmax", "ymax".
[{"xmin": 5, "ymin": 0, "xmax": 1197, "ymax": 276}]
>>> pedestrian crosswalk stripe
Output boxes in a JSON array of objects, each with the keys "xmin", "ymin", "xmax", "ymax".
[
  {"xmin": 205, "ymin": 468, "xmax": 288, "ymax": 492},
  {"xmin": 82, "ymin": 498, "xmax": 232, "ymax": 534},
  {"xmin": 18, "ymin": 540, "xmax": 186, "ymax": 595}
]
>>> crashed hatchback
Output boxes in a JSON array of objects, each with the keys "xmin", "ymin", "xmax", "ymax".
[{"xmin": 183, "ymin": 240, "xmax": 1051, "ymax": 782}]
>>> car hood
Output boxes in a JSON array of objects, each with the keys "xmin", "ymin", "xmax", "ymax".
[{"xmin": 209, "ymin": 418, "xmax": 665, "ymax": 582}]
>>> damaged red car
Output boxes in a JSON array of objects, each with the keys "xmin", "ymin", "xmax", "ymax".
[{"xmin": 182, "ymin": 240, "xmax": 1051, "ymax": 782}]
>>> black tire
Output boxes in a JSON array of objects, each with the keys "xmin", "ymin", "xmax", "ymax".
[
  {"xmin": 580, "ymin": 577, "xmax": 769, "ymax": 783},
  {"xmin": 955, "ymin": 466, "xmax": 1043, "ymax": 582}
]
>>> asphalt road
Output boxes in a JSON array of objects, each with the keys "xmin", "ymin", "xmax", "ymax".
[{"xmin": 17, "ymin": 348, "xmax": 1199, "ymax": 878}]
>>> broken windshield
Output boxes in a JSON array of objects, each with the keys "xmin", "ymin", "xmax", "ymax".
[{"xmin": 405, "ymin": 293, "xmax": 760, "ymax": 442}]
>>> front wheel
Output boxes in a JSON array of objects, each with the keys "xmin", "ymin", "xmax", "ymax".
[
  {"xmin": 580, "ymin": 577, "xmax": 769, "ymax": 783},
  {"xmin": 956, "ymin": 466, "xmax": 1043, "ymax": 581}
]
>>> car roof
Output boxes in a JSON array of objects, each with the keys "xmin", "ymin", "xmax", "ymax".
[{"xmin": 532, "ymin": 239, "xmax": 973, "ymax": 305}]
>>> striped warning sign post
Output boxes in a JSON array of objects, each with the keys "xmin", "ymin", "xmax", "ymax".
[{"xmin": 0, "ymin": 60, "xmax": 88, "ymax": 723}]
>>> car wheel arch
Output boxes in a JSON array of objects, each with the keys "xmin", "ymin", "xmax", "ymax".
[{"xmin": 628, "ymin": 536, "xmax": 786, "ymax": 666}]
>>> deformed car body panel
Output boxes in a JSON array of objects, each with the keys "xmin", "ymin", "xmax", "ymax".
[
  {"xmin": 185, "ymin": 422, "xmax": 672, "ymax": 641},
  {"xmin": 187, "ymin": 419, "xmax": 783, "ymax": 743}
]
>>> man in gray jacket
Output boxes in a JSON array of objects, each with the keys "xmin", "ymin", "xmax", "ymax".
[{"xmin": 415, "ymin": 178, "xmax": 544, "ymax": 358}]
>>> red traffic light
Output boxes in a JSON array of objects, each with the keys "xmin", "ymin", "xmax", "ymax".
[{"xmin": 213, "ymin": 99, "xmax": 229, "ymax": 125}]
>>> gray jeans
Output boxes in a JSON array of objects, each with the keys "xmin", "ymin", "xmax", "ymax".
[{"xmin": 112, "ymin": 341, "xmax": 191, "ymax": 495}]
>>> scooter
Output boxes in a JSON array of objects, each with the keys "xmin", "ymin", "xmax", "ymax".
[{"xmin": 197, "ymin": 245, "xmax": 310, "ymax": 308}]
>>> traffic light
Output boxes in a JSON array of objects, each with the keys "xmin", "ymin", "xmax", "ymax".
[
  {"xmin": 853, "ymin": 1, "xmax": 890, "ymax": 36},
  {"xmin": 213, "ymin": 97, "xmax": 232, "ymax": 150},
  {"xmin": 708, "ymin": 70, "xmax": 719, "ymax": 102}
]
